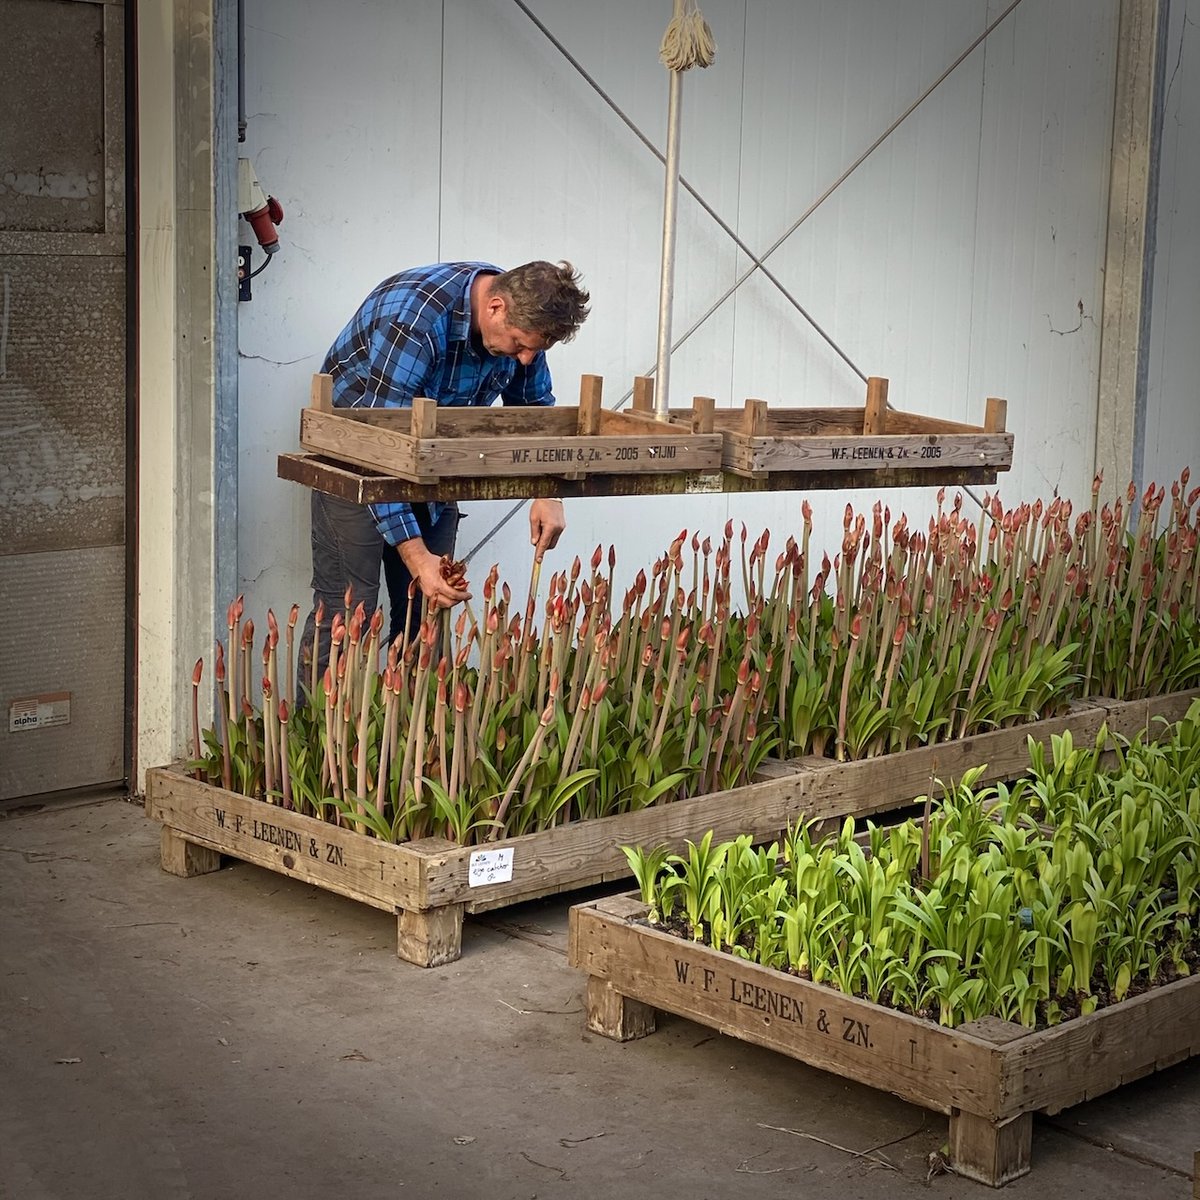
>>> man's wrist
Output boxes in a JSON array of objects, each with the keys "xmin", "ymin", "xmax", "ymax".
[{"xmin": 396, "ymin": 535, "xmax": 430, "ymax": 569}]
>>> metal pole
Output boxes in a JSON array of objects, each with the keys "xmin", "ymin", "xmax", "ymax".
[{"xmin": 655, "ymin": 68, "xmax": 683, "ymax": 419}]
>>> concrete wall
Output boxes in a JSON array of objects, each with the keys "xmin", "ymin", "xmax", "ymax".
[
  {"xmin": 233, "ymin": 0, "xmax": 1152, "ymax": 629},
  {"xmin": 1143, "ymin": 0, "xmax": 1200, "ymax": 488}
]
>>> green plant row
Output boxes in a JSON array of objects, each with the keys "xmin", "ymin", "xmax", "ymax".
[
  {"xmin": 192, "ymin": 474, "xmax": 1200, "ymax": 845},
  {"xmin": 624, "ymin": 701, "xmax": 1200, "ymax": 1029}
]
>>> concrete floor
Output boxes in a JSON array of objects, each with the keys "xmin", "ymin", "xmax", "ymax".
[{"xmin": 1, "ymin": 796, "xmax": 1197, "ymax": 1200}]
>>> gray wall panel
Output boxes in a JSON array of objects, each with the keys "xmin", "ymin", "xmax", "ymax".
[
  {"xmin": 0, "ymin": 546, "xmax": 124, "ymax": 798},
  {"xmin": 0, "ymin": 253, "xmax": 126, "ymax": 553},
  {"xmin": 0, "ymin": 0, "xmax": 107, "ymax": 234}
]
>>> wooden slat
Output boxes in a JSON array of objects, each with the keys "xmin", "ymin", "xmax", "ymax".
[
  {"xmin": 985, "ymin": 397, "xmax": 1008, "ymax": 433},
  {"xmin": 568, "ymin": 897, "xmax": 1009, "ymax": 1118},
  {"xmin": 413, "ymin": 431, "xmax": 720, "ymax": 478},
  {"xmin": 632, "ymin": 375, "xmax": 655, "ymax": 413},
  {"xmin": 1003, "ymin": 972, "xmax": 1200, "ymax": 1118},
  {"xmin": 1096, "ymin": 689, "xmax": 1200, "ymax": 742},
  {"xmin": 577, "ymin": 374, "xmax": 603, "ymax": 436},
  {"xmin": 864, "ymin": 377, "xmax": 889, "ymax": 435},
  {"xmin": 691, "ymin": 396, "xmax": 716, "ymax": 434},
  {"xmin": 145, "ymin": 767, "xmax": 429, "ymax": 911},
  {"xmin": 278, "ymin": 451, "xmax": 1001, "ymax": 502},
  {"xmin": 885, "ymin": 411, "xmax": 985, "ymax": 435},
  {"xmin": 743, "ymin": 398, "xmax": 769, "ymax": 436},
  {"xmin": 421, "ymin": 698, "xmax": 1130, "ymax": 911},
  {"xmin": 727, "ymin": 432, "xmax": 1014, "ymax": 477},
  {"xmin": 792, "ymin": 706, "xmax": 1109, "ymax": 824},
  {"xmin": 410, "ymin": 397, "xmax": 438, "ymax": 439},
  {"xmin": 326, "ymin": 406, "xmax": 581, "ymax": 436},
  {"xmin": 597, "ymin": 409, "xmax": 691, "ymax": 436},
  {"xmin": 300, "ymin": 409, "xmax": 422, "ymax": 479},
  {"xmin": 310, "ymin": 373, "xmax": 334, "ymax": 412}
]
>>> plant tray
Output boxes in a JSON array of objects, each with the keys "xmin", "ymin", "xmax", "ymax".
[
  {"xmin": 143, "ymin": 690, "xmax": 1194, "ymax": 969},
  {"xmin": 284, "ymin": 374, "xmax": 1011, "ymax": 500},
  {"xmin": 568, "ymin": 892, "xmax": 1200, "ymax": 1188},
  {"xmin": 297, "ymin": 373, "xmax": 722, "ymax": 484},
  {"xmin": 693, "ymin": 377, "xmax": 1013, "ymax": 479}
]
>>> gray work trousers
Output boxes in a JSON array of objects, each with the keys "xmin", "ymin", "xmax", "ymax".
[{"xmin": 297, "ymin": 491, "xmax": 460, "ymax": 691}]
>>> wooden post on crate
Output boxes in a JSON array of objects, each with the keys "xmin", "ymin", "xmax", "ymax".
[
  {"xmin": 586, "ymin": 977, "xmax": 657, "ymax": 1041},
  {"xmin": 949, "ymin": 1016, "xmax": 1033, "ymax": 1186},
  {"xmin": 984, "ymin": 397, "xmax": 1008, "ymax": 434},
  {"xmin": 397, "ymin": 903, "xmax": 465, "ymax": 968},
  {"xmin": 578, "ymin": 374, "xmax": 603, "ymax": 435},
  {"xmin": 864, "ymin": 376, "xmax": 889, "ymax": 435},
  {"xmin": 632, "ymin": 375, "xmax": 655, "ymax": 415},
  {"xmin": 411, "ymin": 397, "xmax": 438, "ymax": 439},
  {"xmin": 311, "ymin": 373, "xmax": 334, "ymax": 412},
  {"xmin": 691, "ymin": 395, "xmax": 715, "ymax": 434},
  {"xmin": 742, "ymin": 398, "xmax": 768, "ymax": 436},
  {"xmin": 159, "ymin": 826, "xmax": 222, "ymax": 877}
]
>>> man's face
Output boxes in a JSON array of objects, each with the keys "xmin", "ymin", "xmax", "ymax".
[{"xmin": 478, "ymin": 296, "xmax": 550, "ymax": 366}]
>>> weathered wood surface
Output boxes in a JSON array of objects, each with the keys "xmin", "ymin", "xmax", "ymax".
[
  {"xmin": 146, "ymin": 690, "xmax": 1197, "ymax": 970},
  {"xmin": 753, "ymin": 703, "xmax": 1111, "ymax": 820},
  {"xmin": 299, "ymin": 403, "xmax": 722, "ymax": 483},
  {"xmin": 567, "ymin": 894, "xmax": 1013, "ymax": 1119},
  {"xmin": 569, "ymin": 892, "xmax": 1200, "ymax": 1186},
  {"xmin": 145, "ymin": 768, "xmax": 433, "ymax": 912},
  {"xmin": 1089, "ymin": 689, "xmax": 1200, "ymax": 742},
  {"xmin": 287, "ymin": 369, "xmax": 1012, "ymax": 494},
  {"xmin": 278, "ymin": 452, "xmax": 1000, "ymax": 503},
  {"xmin": 721, "ymin": 430, "xmax": 1014, "ymax": 477}
]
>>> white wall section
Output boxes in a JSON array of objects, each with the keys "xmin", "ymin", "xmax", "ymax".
[
  {"xmin": 1143, "ymin": 0, "xmax": 1200, "ymax": 489},
  {"xmin": 231, "ymin": 0, "xmax": 1194, "ymax": 633}
]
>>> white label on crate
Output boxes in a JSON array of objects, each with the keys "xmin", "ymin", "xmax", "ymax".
[
  {"xmin": 468, "ymin": 847, "xmax": 514, "ymax": 887},
  {"xmin": 8, "ymin": 692, "xmax": 71, "ymax": 733}
]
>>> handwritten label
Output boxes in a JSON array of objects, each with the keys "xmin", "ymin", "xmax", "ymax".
[{"xmin": 468, "ymin": 847, "xmax": 515, "ymax": 887}]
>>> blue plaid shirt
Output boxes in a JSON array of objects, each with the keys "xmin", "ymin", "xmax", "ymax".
[{"xmin": 322, "ymin": 262, "xmax": 556, "ymax": 543}]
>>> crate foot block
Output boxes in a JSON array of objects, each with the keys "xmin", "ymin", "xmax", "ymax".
[
  {"xmin": 586, "ymin": 976, "xmax": 657, "ymax": 1041},
  {"xmin": 160, "ymin": 826, "xmax": 222, "ymax": 877},
  {"xmin": 397, "ymin": 903, "xmax": 464, "ymax": 967},
  {"xmin": 949, "ymin": 1108, "xmax": 1032, "ymax": 1187}
]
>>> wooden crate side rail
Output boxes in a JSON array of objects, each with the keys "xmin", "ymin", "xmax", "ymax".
[
  {"xmin": 150, "ymin": 694, "xmax": 1187, "ymax": 916},
  {"xmin": 722, "ymin": 430, "xmax": 1014, "ymax": 476},
  {"xmin": 277, "ymin": 451, "xmax": 1002, "ymax": 502},
  {"xmin": 145, "ymin": 768, "xmax": 437, "ymax": 911},
  {"xmin": 569, "ymin": 893, "xmax": 1200, "ymax": 1184},
  {"xmin": 567, "ymin": 895, "xmax": 1016, "ymax": 1120},
  {"xmin": 999, "ymin": 973, "xmax": 1200, "ymax": 1118},
  {"xmin": 388, "ymin": 699, "xmax": 1120, "ymax": 912}
]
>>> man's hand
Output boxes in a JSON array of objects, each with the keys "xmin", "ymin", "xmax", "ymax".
[
  {"xmin": 397, "ymin": 537, "xmax": 471, "ymax": 610},
  {"xmin": 529, "ymin": 498, "xmax": 566, "ymax": 561}
]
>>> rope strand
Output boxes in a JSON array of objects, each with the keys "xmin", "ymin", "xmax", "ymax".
[{"xmin": 659, "ymin": 0, "xmax": 715, "ymax": 72}]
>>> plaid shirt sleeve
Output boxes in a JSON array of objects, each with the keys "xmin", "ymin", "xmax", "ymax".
[{"xmin": 346, "ymin": 321, "xmax": 437, "ymax": 544}]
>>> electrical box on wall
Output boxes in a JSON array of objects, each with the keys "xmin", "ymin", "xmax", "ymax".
[{"xmin": 238, "ymin": 245, "xmax": 253, "ymax": 302}]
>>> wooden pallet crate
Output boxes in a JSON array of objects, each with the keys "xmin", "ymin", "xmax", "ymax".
[
  {"xmin": 569, "ymin": 892, "xmax": 1200, "ymax": 1188},
  {"xmin": 285, "ymin": 373, "xmax": 1011, "ymax": 498},
  {"xmin": 143, "ymin": 690, "xmax": 1194, "ymax": 968},
  {"xmin": 298, "ymin": 373, "xmax": 722, "ymax": 484},
  {"xmin": 684, "ymin": 376, "xmax": 1013, "ymax": 478}
]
